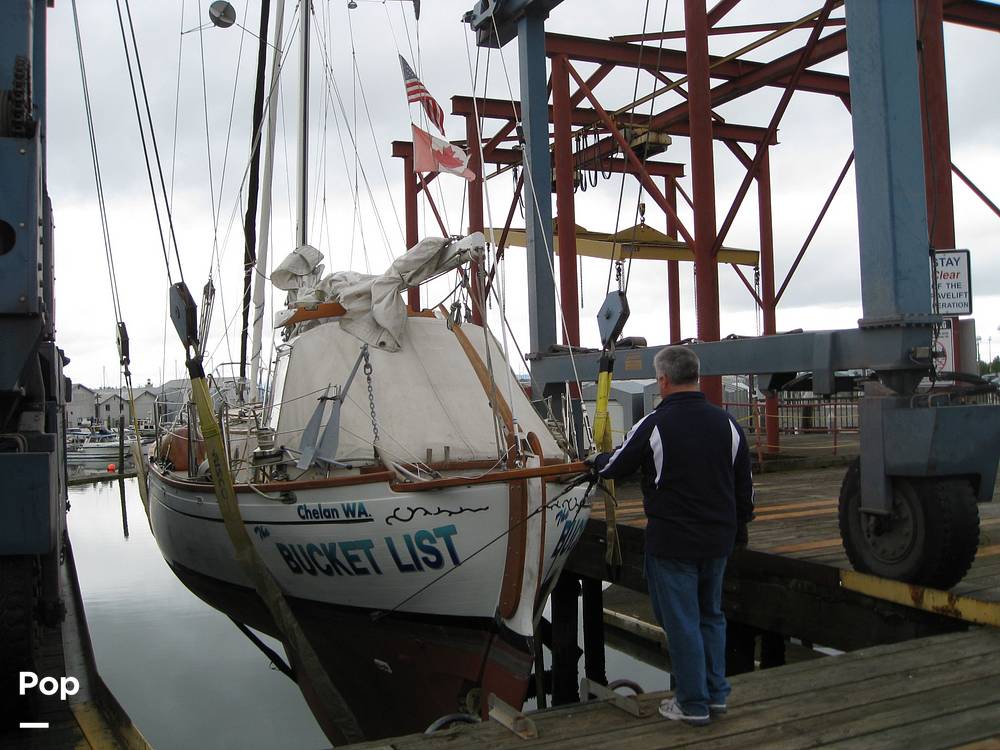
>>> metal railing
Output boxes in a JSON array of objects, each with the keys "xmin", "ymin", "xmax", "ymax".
[{"xmin": 723, "ymin": 393, "xmax": 862, "ymax": 459}]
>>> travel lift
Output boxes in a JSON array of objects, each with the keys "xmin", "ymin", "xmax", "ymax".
[{"xmin": 466, "ymin": 0, "xmax": 1000, "ymax": 588}]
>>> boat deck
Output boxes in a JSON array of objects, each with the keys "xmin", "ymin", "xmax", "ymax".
[{"xmin": 342, "ymin": 628, "xmax": 1000, "ymax": 749}]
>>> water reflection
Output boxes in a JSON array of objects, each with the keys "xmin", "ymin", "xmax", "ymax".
[
  {"xmin": 69, "ymin": 478, "xmax": 667, "ymax": 747},
  {"xmin": 69, "ymin": 479, "xmax": 329, "ymax": 749}
]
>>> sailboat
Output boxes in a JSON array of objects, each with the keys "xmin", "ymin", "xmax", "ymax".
[{"xmin": 144, "ymin": 0, "xmax": 593, "ymax": 740}]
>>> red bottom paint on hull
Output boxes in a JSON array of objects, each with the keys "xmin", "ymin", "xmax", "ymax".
[{"xmin": 169, "ymin": 560, "xmax": 533, "ymax": 742}]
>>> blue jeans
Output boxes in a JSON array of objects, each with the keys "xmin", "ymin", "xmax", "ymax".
[{"xmin": 645, "ymin": 553, "xmax": 730, "ymax": 715}]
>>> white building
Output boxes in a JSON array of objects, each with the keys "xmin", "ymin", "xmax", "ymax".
[{"xmin": 66, "ymin": 383, "xmax": 97, "ymax": 426}]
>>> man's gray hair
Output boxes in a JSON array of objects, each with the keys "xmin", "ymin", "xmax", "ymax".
[{"xmin": 653, "ymin": 345, "xmax": 700, "ymax": 385}]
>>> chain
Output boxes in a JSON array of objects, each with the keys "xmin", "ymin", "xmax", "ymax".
[
  {"xmin": 615, "ymin": 260, "xmax": 624, "ymax": 291},
  {"xmin": 362, "ymin": 346, "xmax": 379, "ymax": 445}
]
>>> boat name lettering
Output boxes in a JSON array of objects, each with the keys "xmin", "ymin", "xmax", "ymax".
[
  {"xmin": 296, "ymin": 501, "xmax": 371, "ymax": 521},
  {"xmin": 274, "ymin": 524, "xmax": 462, "ymax": 578}
]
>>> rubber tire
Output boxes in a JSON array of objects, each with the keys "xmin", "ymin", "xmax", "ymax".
[{"xmin": 838, "ymin": 458, "xmax": 980, "ymax": 589}]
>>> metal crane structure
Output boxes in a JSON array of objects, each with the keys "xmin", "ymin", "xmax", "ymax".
[
  {"xmin": 0, "ymin": 0, "xmax": 70, "ymax": 712},
  {"xmin": 452, "ymin": 0, "xmax": 1000, "ymax": 589}
]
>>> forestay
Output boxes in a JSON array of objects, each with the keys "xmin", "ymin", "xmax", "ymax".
[{"xmin": 271, "ymin": 315, "xmax": 563, "ymax": 466}]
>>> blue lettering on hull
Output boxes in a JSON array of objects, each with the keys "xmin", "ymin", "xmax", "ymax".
[{"xmin": 274, "ymin": 525, "xmax": 462, "ymax": 577}]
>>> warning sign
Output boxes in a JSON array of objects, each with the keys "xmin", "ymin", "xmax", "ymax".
[{"xmin": 933, "ymin": 249, "xmax": 972, "ymax": 316}]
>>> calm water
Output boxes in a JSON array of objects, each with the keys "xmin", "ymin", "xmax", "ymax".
[{"xmin": 68, "ymin": 478, "xmax": 668, "ymax": 748}]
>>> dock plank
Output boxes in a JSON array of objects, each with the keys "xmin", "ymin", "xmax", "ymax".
[{"xmin": 343, "ymin": 630, "xmax": 1000, "ymax": 750}]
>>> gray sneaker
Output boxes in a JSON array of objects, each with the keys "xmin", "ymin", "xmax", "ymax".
[{"xmin": 658, "ymin": 697, "xmax": 710, "ymax": 726}]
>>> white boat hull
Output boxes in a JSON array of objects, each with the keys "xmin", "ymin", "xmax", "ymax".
[{"xmin": 147, "ymin": 466, "xmax": 590, "ymax": 631}]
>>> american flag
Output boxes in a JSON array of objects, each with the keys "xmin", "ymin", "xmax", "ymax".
[{"xmin": 399, "ymin": 55, "xmax": 446, "ymax": 135}]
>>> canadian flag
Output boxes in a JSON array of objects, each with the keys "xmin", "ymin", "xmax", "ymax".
[{"xmin": 412, "ymin": 124, "xmax": 474, "ymax": 181}]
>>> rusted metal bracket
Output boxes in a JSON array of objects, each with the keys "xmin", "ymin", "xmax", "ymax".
[
  {"xmin": 579, "ymin": 678, "xmax": 648, "ymax": 717},
  {"xmin": 488, "ymin": 694, "xmax": 538, "ymax": 739}
]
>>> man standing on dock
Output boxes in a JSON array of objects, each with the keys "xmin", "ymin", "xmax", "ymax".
[{"xmin": 587, "ymin": 345, "xmax": 754, "ymax": 726}]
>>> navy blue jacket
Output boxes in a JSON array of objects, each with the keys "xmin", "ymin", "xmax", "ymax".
[{"xmin": 593, "ymin": 391, "xmax": 754, "ymax": 560}]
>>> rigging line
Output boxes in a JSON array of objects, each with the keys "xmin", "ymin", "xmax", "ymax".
[
  {"xmin": 212, "ymin": 1, "xmax": 252, "ymax": 243},
  {"xmin": 463, "ymin": 32, "xmax": 517, "ymax": 428},
  {"xmin": 485, "ymin": 16, "xmax": 586, "ymax": 407},
  {"xmin": 112, "ymin": 0, "xmax": 175, "ymax": 286},
  {"xmin": 197, "ymin": 0, "xmax": 221, "ymax": 277},
  {"xmin": 307, "ymin": 38, "xmax": 363, "ymax": 272},
  {"xmin": 395, "ymin": 0, "xmax": 417, "ymax": 69},
  {"xmin": 352, "ymin": 37, "xmax": 405, "ymax": 248},
  {"xmin": 624, "ymin": 0, "xmax": 670, "ymax": 295},
  {"xmin": 211, "ymin": 16, "xmax": 303, "ymax": 268},
  {"xmin": 121, "ymin": 0, "xmax": 187, "ymax": 283},
  {"xmin": 161, "ymin": 288, "xmax": 169, "ymax": 392},
  {"xmin": 314, "ymin": 5, "xmax": 332, "ymax": 269},
  {"xmin": 309, "ymin": 18, "xmax": 378, "ymax": 215},
  {"xmin": 168, "ymin": 0, "xmax": 186, "ymax": 250},
  {"xmin": 309, "ymin": 4, "xmax": 330, "ymax": 249},
  {"xmin": 323, "ymin": 67, "xmax": 396, "ymax": 265},
  {"xmin": 71, "ymin": 0, "xmax": 125, "ymax": 327},
  {"xmin": 321, "ymin": 0, "xmax": 338, "ymax": 263},
  {"xmin": 376, "ymin": 476, "xmax": 594, "ymax": 619},
  {"xmin": 607, "ymin": 0, "xmax": 652, "ymax": 299},
  {"xmin": 346, "ymin": 6, "xmax": 366, "ymax": 270},
  {"xmin": 213, "ymin": 237, "xmax": 237, "ymax": 367}
]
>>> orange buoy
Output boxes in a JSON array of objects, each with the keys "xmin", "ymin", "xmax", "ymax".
[{"xmin": 107, "ymin": 463, "xmax": 117, "ymax": 473}]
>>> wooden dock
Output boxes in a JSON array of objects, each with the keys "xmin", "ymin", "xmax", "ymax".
[
  {"xmin": 569, "ymin": 465, "xmax": 1000, "ymax": 649},
  {"xmin": 343, "ymin": 628, "xmax": 1000, "ymax": 749}
]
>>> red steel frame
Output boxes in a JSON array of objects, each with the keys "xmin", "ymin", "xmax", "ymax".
[{"xmin": 392, "ymin": 0, "xmax": 1000, "ymax": 454}]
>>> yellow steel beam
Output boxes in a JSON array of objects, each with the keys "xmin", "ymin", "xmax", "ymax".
[
  {"xmin": 492, "ymin": 224, "xmax": 759, "ymax": 266},
  {"xmin": 840, "ymin": 569, "xmax": 1000, "ymax": 628}
]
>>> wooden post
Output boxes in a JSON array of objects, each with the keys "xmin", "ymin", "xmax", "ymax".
[
  {"xmin": 725, "ymin": 620, "xmax": 757, "ymax": 675},
  {"xmin": 581, "ymin": 576, "xmax": 607, "ymax": 685},
  {"xmin": 550, "ymin": 573, "xmax": 580, "ymax": 705},
  {"xmin": 118, "ymin": 415, "xmax": 125, "ymax": 475}
]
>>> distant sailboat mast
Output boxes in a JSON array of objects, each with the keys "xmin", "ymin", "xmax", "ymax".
[{"xmin": 249, "ymin": 0, "xmax": 287, "ymax": 401}]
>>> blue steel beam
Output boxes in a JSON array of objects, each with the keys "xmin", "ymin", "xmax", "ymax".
[
  {"xmin": 527, "ymin": 327, "xmax": 933, "ymax": 389},
  {"xmin": 846, "ymin": 0, "xmax": 934, "ymax": 326},
  {"xmin": 518, "ymin": 9, "xmax": 557, "ymax": 391},
  {"xmin": 466, "ymin": 0, "xmax": 562, "ymax": 396}
]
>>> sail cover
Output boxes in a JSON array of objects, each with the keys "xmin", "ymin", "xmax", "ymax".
[
  {"xmin": 273, "ymin": 234, "xmax": 484, "ymax": 351},
  {"xmin": 270, "ymin": 314, "xmax": 563, "ymax": 466}
]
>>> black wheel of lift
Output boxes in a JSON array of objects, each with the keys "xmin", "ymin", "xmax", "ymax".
[{"xmin": 838, "ymin": 458, "xmax": 980, "ymax": 589}]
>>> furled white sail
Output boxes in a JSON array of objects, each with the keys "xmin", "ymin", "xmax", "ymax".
[
  {"xmin": 270, "ymin": 314, "xmax": 561, "ymax": 466},
  {"xmin": 273, "ymin": 234, "xmax": 484, "ymax": 351}
]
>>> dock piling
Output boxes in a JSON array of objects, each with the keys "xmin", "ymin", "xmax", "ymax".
[
  {"xmin": 551, "ymin": 573, "xmax": 581, "ymax": 704},
  {"xmin": 581, "ymin": 576, "xmax": 607, "ymax": 685}
]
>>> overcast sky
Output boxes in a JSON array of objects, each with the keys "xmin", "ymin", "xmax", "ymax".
[{"xmin": 44, "ymin": 1, "xmax": 1000, "ymax": 389}]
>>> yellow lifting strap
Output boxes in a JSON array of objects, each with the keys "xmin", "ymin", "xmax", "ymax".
[
  {"xmin": 592, "ymin": 367, "xmax": 622, "ymax": 572},
  {"xmin": 188, "ymin": 373, "xmax": 364, "ymax": 744}
]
